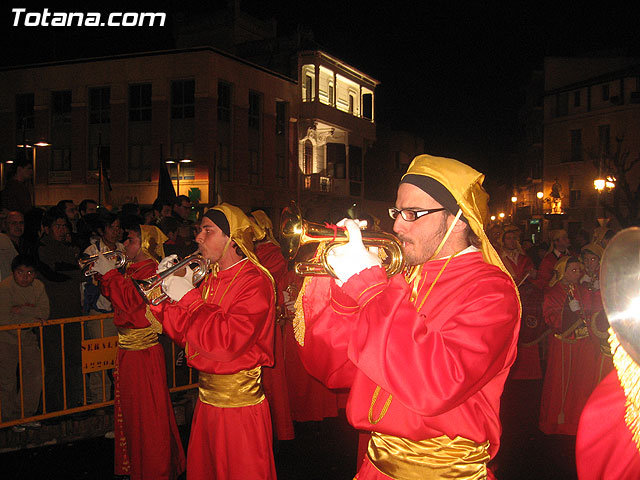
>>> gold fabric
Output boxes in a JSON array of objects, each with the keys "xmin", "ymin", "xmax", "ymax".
[
  {"xmin": 610, "ymin": 330, "xmax": 640, "ymax": 453},
  {"xmin": 548, "ymin": 256, "xmax": 572, "ymax": 288},
  {"xmin": 208, "ymin": 203, "xmax": 275, "ymax": 293},
  {"xmin": 117, "ymin": 325, "xmax": 159, "ymax": 351},
  {"xmin": 251, "ymin": 210, "xmax": 280, "ymax": 246},
  {"xmin": 198, "ymin": 366, "xmax": 265, "ymax": 408},
  {"xmin": 401, "ymin": 154, "xmax": 512, "ymax": 281},
  {"xmin": 140, "ymin": 225, "xmax": 168, "ymax": 261},
  {"xmin": 367, "ymin": 431, "xmax": 490, "ymax": 480},
  {"xmin": 581, "ymin": 242, "xmax": 604, "ymax": 259}
]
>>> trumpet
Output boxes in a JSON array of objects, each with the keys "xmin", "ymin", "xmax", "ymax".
[
  {"xmin": 134, "ymin": 253, "xmax": 210, "ymax": 305},
  {"xmin": 280, "ymin": 202, "xmax": 405, "ymax": 278},
  {"xmin": 79, "ymin": 250, "xmax": 128, "ymax": 276}
]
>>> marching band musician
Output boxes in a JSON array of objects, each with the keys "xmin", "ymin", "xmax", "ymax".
[
  {"xmin": 538, "ymin": 256, "xmax": 601, "ymax": 436},
  {"xmin": 153, "ymin": 203, "xmax": 277, "ymax": 480},
  {"xmin": 294, "ymin": 155, "xmax": 520, "ymax": 479},
  {"xmin": 91, "ymin": 218, "xmax": 185, "ymax": 480},
  {"xmin": 250, "ymin": 209, "xmax": 295, "ymax": 442}
]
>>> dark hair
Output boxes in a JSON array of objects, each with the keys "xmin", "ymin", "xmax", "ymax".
[
  {"xmin": 84, "ymin": 212, "xmax": 119, "ymax": 235},
  {"xmin": 172, "ymin": 195, "xmax": 190, "ymax": 207},
  {"xmin": 159, "ymin": 216, "xmax": 179, "ymax": 235},
  {"xmin": 120, "ymin": 203, "xmax": 140, "ymax": 216},
  {"xmin": 79, "ymin": 199, "xmax": 98, "ymax": 214},
  {"xmin": 11, "ymin": 254, "xmax": 37, "ymax": 272},
  {"xmin": 56, "ymin": 199, "xmax": 74, "ymax": 210},
  {"xmin": 152, "ymin": 197, "xmax": 173, "ymax": 213},
  {"xmin": 120, "ymin": 214, "xmax": 142, "ymax": 237},
  {"xmin": 42, "ymin": 206, "xmax": 68, "ymax": 228}
]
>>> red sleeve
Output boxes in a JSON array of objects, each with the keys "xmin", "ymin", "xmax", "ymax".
[
  {"xmin": 576, "ymin": 371, "xmax": 640, "ymax": 480},
  {"xmin": 297, "ymin": 276, "xmax": 359, "ymax": 389},
  {"xmin": 161, "ymin": 270, "xmax": 274, "ymax": 367},
  {"xmin": 99, "ymin": 266, "xmax": 154, "ymax": 328},
  {"xmin": 341, "ymin": 265, "xmax": 519, "ymax": 417},
  {"xmin": 542, "ymin": 284, "xmax": 565, "ymax": 329}
]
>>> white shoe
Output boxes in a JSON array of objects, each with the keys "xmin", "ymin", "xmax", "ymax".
[
  {"xmin": 11, "ymin": 425, "xmax": 26, "ymax": 433},
  {"xmin": 105, "ymin": 431, "xmax": 115, "ymax": 439},
  {"xmin": 24, "ymin": 421, "xmax": 41, "ymax": 428}
]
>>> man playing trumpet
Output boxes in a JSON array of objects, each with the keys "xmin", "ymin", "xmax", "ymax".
[
  {"xmin": 153, "ymin": 203, "xmax": 277, "ymax": 480},
  {"xmin": 294, "ymin": 155, "xmax": 520, "ymax": 479},
  {"xmin": 91, "ymin": 218, "xmax": 185, "ymax": 480}
]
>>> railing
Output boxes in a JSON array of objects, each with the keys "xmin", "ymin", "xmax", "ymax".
[{"xmin": 0, "ymin": 313, "xmax": 197, "ymax": 430}]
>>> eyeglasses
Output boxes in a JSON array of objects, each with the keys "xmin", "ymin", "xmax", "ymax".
[{"xmin": 388, "ymin": 207, "xmax": 446, "ymax": 222}]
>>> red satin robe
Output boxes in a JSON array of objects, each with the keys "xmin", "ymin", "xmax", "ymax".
[
  {"xmin": 579, "ymin": 280, "xmax": 614, "ymax": 383},
  {"xmin": 501, "ymin": 250, "xmax": 542, "ymax": 380},
  {"xmin": 282, "ymin": 269, "xmax": 340, "ymax": 422},
  {"xmin": 539, "ymin": 282, "xmax": 601, "ymax": 435},
  {"xmin": 255, "ymin": 242, "xmax": 295, "ymax": 441},
  {"xmin": 533, "ymin": 250, "xmax": 567, "ymax": 291},
  {"xmin": 100, "ymin": 258, "xmax": 186, "ymax": 480},
  {"xmin": 298, "ymin": 251, "xmax": 520, "ymax": 478},
  {"xmin": 576, "ymin": 370, "xmax": 640, "ymax": 479},
  {"xmin": 158, "ymin": 258, "xmax": 277, "ymax": 480}
]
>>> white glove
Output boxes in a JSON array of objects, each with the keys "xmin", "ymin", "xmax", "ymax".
[
  {"xmin": 162, "ymin": 273, "xmax": 194, "ymax": 302},
  {"xmin": 157, "ymin": 254, "xmax": 179, "ymax": 274},
  {"xmin": 580, "ymin": 274, "xmax": 591, "ymax": 284},
  {"xmin": 569, "ymin": 299, "xmax": 581, "ymax": 312},
  {"xmin": 326, "ymin": 218, "xmax": 381, "ymax": 285},
  {"xmin": 592, "ymin": 279, "xmax": 600, "ymax": 290},
  {"xmin": 92, "ymin": 252, "xmax": 116, "ymax": 276}
]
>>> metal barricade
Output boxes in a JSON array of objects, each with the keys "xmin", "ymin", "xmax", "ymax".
[{"xmin": 0, "ymin": 313, "xmax": 197, "ymax": 430}]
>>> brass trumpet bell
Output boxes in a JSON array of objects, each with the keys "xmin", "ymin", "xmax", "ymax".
[
  {"xmin": 134, "ymin": 253, "xmax": 210, "ymax": 305},
  {"xmin": 79, "ymin": 250, "xmax": 128, "ymax": 276},
  {"xmin": 280, "ymin": 202, "xmax": 405, "ymax": 278}
]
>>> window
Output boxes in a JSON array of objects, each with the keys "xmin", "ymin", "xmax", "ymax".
[
  {"xmin": 602, "ymin": 84, "xmax": 610, "ymax": 101},
  {"xmin": 89, "ymin": 145, "xmax": 110, "ymax": 171},
  {"xmin": 574, "ymin": 91, "xmax": 580, "ymax": 107},
  {"xmin": 362, "ymin": 93, "xmax": 373, "ymax": 120},
  {"xmin": 248, "ymin": 91, "xmax": 261, "ymax": 130},
  {"xmin": 326, "ymin": 143, "xmax": 345, "ymax": 178},
  {"xmin": 52, "ymin": 91, "xmax": 72, "ymax": 125},
  {"xmin": 218, "ymin": 143, "xmax": 232, "ymax": 182},
  {"xmin": 570, "ymin": 129, "xmax": 582, "ymax": 162},
  {"xmin": 276, "ymin": 101, "xmax": 286, "ymax": 136},
  {"xmin": 218, "ymin": 81, "xmax": 232, "ymax": 122},
  {"xmin": 348, "ymin": 94, "xmax": 355, "ymax": 114},
  {"xmin": 51, "ymin": 148, "xmax": 71, "ymax": 171},
  {"xmin": 598, "ymin": 125, "xmax": 610, "ymax": 156},
  {"xmin": 349, "ymin": 145, "xmax": 363, "ymax": 182},
  {"xmin": 556, "ymin": 93, "xmax": 568, "ymax": 117},
  {"xmin": 89, "ymin": 87, "xmax": 110, "ymax": 124},
  {"xmin": 171, "ymin": 79, "xmax": 195, "ymax": 119},
  {"xmin": 16, "ymin": 93, "xmax": 34, "ymax": 129},
  {"xmin": 304, "ymin": 140, "xmax": 313, "ymax": 175},
  {"xmin": 329, "ymin": 84, "xmax": 335, "ymax": 106},
  {"xmin": 305, "ymin": 75, "xmax": 313, "ymax": 102},
  {"xmin": 129, "ymin": 84, "xmax": 151, "ymax": 122},
  {"xmin": 128, "ymin": 144, "xmax": 152, "ymax": 181},
  {"xmin": 249, "ymin": 149, "xmax": 261, "ymax": 185},
  {"xmin": 569, "ymin": 189, "xmax": 582, "ymax": 207}
]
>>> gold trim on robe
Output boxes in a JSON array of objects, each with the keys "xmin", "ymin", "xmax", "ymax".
[
  {"xmin": 367, "ymin": 431, "xmax": 490, "ymax": 480},
  {"xmin": 117, "ymin": 326, "xmax": 159, "ymax": 351},
  {"xmin": 198, "ymin": 366, "xmax": 265, "ymax": 408}
]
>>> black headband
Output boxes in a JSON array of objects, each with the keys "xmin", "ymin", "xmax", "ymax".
[
  {"xmin": 203, "ymin": 209, "xmax": 230, "ymax": 237},
  {"xmin": 400, "ymin": 174, "xmax": 468, "ymax": 224}
]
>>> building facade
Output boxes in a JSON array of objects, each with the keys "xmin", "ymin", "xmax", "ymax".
[{"xmin": 0, "ymin": 45, "xmax": 378, "ymax": 222}]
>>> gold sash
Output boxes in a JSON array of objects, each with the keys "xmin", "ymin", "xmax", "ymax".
[
  {"xmin": 117, "ymin": 326, "xmax": 159, "ymax": 351},
  {"xmin": 198, "ymin": 366, "xmax": 265, "ymax": 408},
  {"xmin": 367, "ymin": 431, "xmax": 490, "ymax": 480}
]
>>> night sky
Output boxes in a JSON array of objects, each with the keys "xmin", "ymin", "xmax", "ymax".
[{"xmin": 3, "ymin": 1, "xmax": 640, "ymax": 187}]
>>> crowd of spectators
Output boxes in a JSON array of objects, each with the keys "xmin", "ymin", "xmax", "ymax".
[{"xmin": 0, "ymin": 195, "xmax": 198, "ymax": 430}]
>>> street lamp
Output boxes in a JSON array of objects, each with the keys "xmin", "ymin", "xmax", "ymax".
[{"xmin": 166, "ymin": 158, "xmax": 192, "ymax": 196}]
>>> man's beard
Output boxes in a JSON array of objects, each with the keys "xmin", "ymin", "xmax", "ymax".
[{"xmin": 399, "ymin": 213, "xmax": 448, "ymax": 266}]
